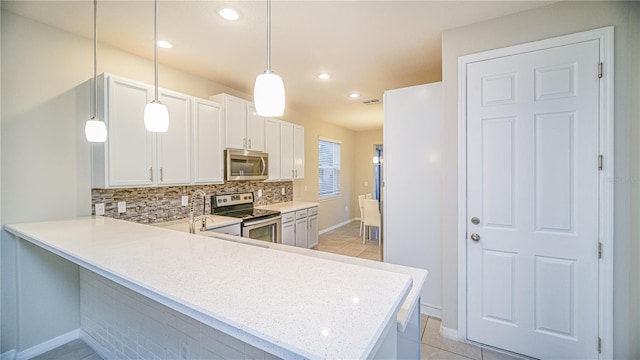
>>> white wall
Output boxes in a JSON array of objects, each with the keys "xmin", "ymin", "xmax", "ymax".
[
  {"xmin": 383, "ymin": 83, "xmax": 442, "ymax": 316},
  {"xmin": 440, "ymin": 2, "xmax": 640, "ymax": 358}
]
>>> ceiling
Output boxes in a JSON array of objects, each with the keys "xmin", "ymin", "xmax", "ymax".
[{"xmin": 2, "ymin": 0, "xmax": 554, "ymax": 131}]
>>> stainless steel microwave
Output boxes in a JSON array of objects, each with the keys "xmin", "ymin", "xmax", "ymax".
[{"xmin": 225, "ymin": 150, "xmax": 269, "ymax": 181}]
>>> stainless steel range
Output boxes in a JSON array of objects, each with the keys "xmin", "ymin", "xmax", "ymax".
[{"xmin": 211, "ymin": 192, "xmax": 281, "ymax": 244}]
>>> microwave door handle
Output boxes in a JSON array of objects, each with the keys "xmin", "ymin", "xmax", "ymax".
[{"xmin": 261, "ymin": 157, "xmax": 266, "ymax": 176}]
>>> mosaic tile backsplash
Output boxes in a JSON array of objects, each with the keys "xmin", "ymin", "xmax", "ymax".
[{"xmin": 91, "ymin": 181, "xmax": 293, "ymax": 224}]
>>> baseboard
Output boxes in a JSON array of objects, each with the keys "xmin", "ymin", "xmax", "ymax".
[
  {"xmin": 440, "ymin": 326, "xmax": 459, "ymax": 341},
  {"xmin": 15, "ymin": 329, "xmax": 80, "ymax": 360},
  {"xmin": 1, "ymin": 350, "xmax": 16, "ymax": 360},
  {"xmin": 420, "ymin": 303, "xmax": 442, "ymax": 318},
  {"xmin": 80, "ymin": 329, "xmax": 109, "ymax": 360},
  {"xmin": 319, "ymin": 218, "xmax": 357, "ymax": 234}
]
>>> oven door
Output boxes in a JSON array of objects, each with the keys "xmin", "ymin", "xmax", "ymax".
[{"xmin": 242, "ymin": 216, "xmax": 282, "ymax": 244}]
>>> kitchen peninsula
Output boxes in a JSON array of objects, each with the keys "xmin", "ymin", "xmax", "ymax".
[{"xmin": 5, "ymin": 216, "xmax": 424, "ymax": 359}]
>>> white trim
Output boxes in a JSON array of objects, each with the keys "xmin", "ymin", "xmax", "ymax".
[
  {"xmin": 420, "ymin": 303, "xmax": 442, "ymax": 318},
  {"xmin": 318, "ymin": 136, "xmax": 341, "ymax": 144},
  {"xmin": 15, "ymin": 329, "xmax": 80, "ymax": 360},
  {"xmin": 440, "ymin": 326, "xmax": 459, "ymax": 341},
  {"xmin": 0, "ymin": 350, "xmax": 16, "ymax": 360},
  {"xmin": 80, "ymin": 329, "xmax": 109, "ymax": 360},
  {"xmin": 457, "ymin": 27, "xmax": 614, "ymax": 359},
  {"xmin": 319, "ymin": 218, "xmax": 356, "ymax": 234}
]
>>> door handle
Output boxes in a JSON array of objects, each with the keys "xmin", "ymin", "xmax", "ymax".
[
  {"xmin": 470, "ymin": 233, "xmax": 480, "ymax": 242},
  {"xmin": 471, "ymin": 217, "xmax": 480, "ymax": 225}
]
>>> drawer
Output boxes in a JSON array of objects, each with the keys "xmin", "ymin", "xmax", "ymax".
[
  {"xmin": 282, "ymin": 212, "xmax": 296, "ymax": 223},
  {"xmin": 307, "ymin": 207, "xmax": 318, "ymax": 216},
  {"xmin": 206, "ymin": 223, "xmax": 241, "ymax": 236},
  {"xmin": 295, "ymin": 209, "xmax": 307, "ymax": 219}
]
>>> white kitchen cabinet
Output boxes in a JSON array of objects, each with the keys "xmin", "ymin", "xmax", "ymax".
[
  {"xmin": 93, "ymin": 74, "xmax": 154, "ymax": 188},
  {"xmin": 192, "ymin": 98, "xmax": 224, "ymax": 184},
  {"xmin": 293, "ymin": 125, "xmax": 305, "ymax": 180},
  {"xmin": 280, "ymin": 122, "xmax": 294, "ymax": 180},
  {"xmin": 264, "ymin": 118, "xmax": 281, "ymax": 181},
  {"xmin": 210, "ymin": 93, "xmax": 265, "ymax": 152},
  {"xmin": 295, "ymin": 218, "xmax": 308, "ymax": 248},
  {"xmin": 307, "ymin": 207, "xmax": 318, "ymax": 248},
  {"xmin": 157, "ymin": 89, "xmax": 191, "ymax": 185},
  {"xmin": 282, "ymin": 219, "xmax": 295, "ymax": 246}
]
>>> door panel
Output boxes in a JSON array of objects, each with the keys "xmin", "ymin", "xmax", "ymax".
[{"xmin": 466, "ymin": 40, "xmax": 599, "ymax": 359}]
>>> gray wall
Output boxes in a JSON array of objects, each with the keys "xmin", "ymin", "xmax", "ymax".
[{"xmin": 440, "ymin": 1, "xmax": 640, "ymax": 358}]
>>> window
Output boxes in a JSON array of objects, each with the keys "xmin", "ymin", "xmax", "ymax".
[{"xmin": 318, "ymin": 137, "xmax": 341, "ymax": 198}]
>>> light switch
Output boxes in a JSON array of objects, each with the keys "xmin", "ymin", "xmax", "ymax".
[
  {"xmin": 117, "ymin": 201, "xmax": 126, "ymax": 214},
  {"xmin": 181, "ymin": 195, "xmax": 189, "ymax": 206},
  {"xmin": 281, "ymin": 188, "xmax": 286, "ymax": 195},
  {"xmin": 364, "ymin": 181, "xmax": 368, "ymax": 187},
  {"xmin": 258, "ymin": 189, "xmax": 263, "ymax": 198},
  {"xmin": 304, "ymin": 185, "xmax": 308, "ymax": 192},
  {"xmin": 95, "ymin": 203, "xmax": 105, "ymax": 216}
]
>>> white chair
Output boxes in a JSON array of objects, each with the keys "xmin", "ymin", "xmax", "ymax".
[
  {"xmin": 358, "ymin": 194, "xmax": 365, "ymax": 236},
  {"xmin": 362, "ymin": 199, "xmax": 381, "ymax": 245}
]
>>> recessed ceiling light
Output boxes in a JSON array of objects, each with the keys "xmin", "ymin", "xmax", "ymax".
[
  {"xmin": 219, "ymin": 7, "xmax": 240, "ymax": 21},
  {"xmin": 317, "ymin": 73, "xmax": 331, "ymax": 80},
  {"xmin": 157, "ymin": 40, "xmax": 172, "ymax": 49},
  {"xmin": 349, "ymin": 92, "xmax": 361, "ymax": 99}
]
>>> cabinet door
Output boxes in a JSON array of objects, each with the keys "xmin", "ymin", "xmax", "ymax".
[
  {"xmin": 308, "ymin": 215, "xmax": 318, "ymax": 248},
  {"xmin": 295, "ymin": 218, "xmax": 308, "ymax": 248},
  {"xmin": 158, "ymin": 90, "xmax": 191, "ymax": 185},
  {"xmin": 225, "ymin": 96, "xmax": 246, "ymax": 150},
  {"xmin": 246, "ymin": 103, "xmax": 265, "ymax": 151},
  {"xmin": 264, "ymin": 118, "xmax": 281, "ymax": 181},
  {"xmin": 193, "ymin": 99, "xmax": 224, "ymax": 184},
  {"xmin": 282, "ymin": 221, "xmax": 295, "ymax": 246},
  {"xmin": 293, "ymin": 125, "xmax": 305, "ymax": 179},
  {"xmin": 107, "ymin": 76, "xmax": 154, "ymax": 187},
  {"xmin": 280, "ymin": 122, "xmax": 294, "ymax": 180}
]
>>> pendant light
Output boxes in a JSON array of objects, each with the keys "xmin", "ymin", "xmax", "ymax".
[
  {"xmin": 144, "ymin": 0, "xmax": 169, "ymax": 132},
  {"xmin": 85, "ymin": 0, "xmax": 107, "ymax": 143},
  {"xmin": 253, "ymin": 0, "xmax": 285, "ymax": 117}
]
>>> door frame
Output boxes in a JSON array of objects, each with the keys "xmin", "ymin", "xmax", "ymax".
[{"xmin": 457, "ymin": 27, "xmax": 614, "ymax": 358}]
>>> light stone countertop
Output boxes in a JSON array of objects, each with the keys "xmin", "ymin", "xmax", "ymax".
[
  {"xmin": 5, "ymin": 216, "xmax": 412, "ymax": 360},
  {"xmin": 255, "ymin": 201, "xmax": 319, "ymax": 213}
]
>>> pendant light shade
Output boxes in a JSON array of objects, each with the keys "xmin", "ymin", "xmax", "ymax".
[
  {"xmin": 254, "ymin": 0, "xmax": 285, "ymax": 117},
  {"xmin": 144, "ymin": 100, "xmax": 169, "ymax": 132},
  {"xmin": 254, "ymin": 70, "xmax": 285, "ymax": 117},
  {"xmin": 85, "ymin": 0, "xmax": 107, "ymax": 143},
  {"xmin": 144, "ymin": 0, "xmax": 169, "ymax": 132},
  {"xmin": 85, "ymin": 118, "xmax": 107, "ymax": 142}
]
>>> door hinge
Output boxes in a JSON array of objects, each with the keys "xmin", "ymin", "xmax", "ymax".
[
  {"xmin": 598, "ymin": 63, "xmax": 603, "ymax": 78},
  {"xmin": 598, "ymin": 155, "xmax": 603, "ymax": 171},
  {"xmin": 598, "ymin": 242, "xmax": 603, "ymax": 259},
  {"xmin": 598, "ymin": 337, "xmax": 602, "ymax": 353}
]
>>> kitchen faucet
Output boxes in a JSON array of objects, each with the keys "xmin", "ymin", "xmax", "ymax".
[{"xmin": 188, "ymin": 189, "xmax": 207, "ymax": 234}]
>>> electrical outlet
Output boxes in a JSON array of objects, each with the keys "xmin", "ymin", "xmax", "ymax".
[
  {"xmin": 304, "ymin": 185, "xmax": 308, "ymax": 192},
  {"xmin": 117, "ymin": 201, "xmax": 126, "ymax": 214},
  {"xmin": 258, "ymin": 189, "xmax": 263, "ymax": 198},
  {"xmin": 181, "ymin": 195, "xmax": 189, "ymax": 206},
  {"xmin": 95, "ymin": 203, "xmax": 105, "ymax": 216},
  {"xmin": 364, "ymin": 181, "xmax": 368, "ymax": 187},
  {"xmin": 281, "ymin": 188, "xmax": 285, "ymax": 195}
]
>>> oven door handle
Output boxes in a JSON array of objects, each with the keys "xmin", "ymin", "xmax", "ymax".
[{"xmin": 243, "ymin": 216, "xmax": 281, "ymax": 227}]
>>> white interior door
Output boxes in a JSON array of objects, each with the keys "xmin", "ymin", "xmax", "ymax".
[{"xmin": 466, "ymin": 40, "xmax": 600, "ymax": 359}]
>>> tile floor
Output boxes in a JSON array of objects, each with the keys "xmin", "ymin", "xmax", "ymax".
[{"xmin": 316, "ymin": 220, "xmax": 382, "ymax": 261}]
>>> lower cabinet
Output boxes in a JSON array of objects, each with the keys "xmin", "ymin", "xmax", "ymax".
[
  {"xmin": 208, "ymin": 223, "xmax": 241, "ymax": 236},
  {"xmin": 281, "ymin": 207, "xmax": 318, "ymax": 249}
]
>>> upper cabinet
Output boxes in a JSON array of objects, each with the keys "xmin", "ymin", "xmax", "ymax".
[
  {"xmin": 280, "ymin": 121, "xmax": 294, "ymax": 180},
  {"xmin": 192, "ymin": 98, "xmax": 224, "ymax": 184},
  {"xmin": 210, "ymin": 93, "xmax": 265, "ymax": 152},
  {"xmin": 91, "ymin": 73, "xmax": 223, "ymax": 188},
  {"xmin": 293, "ymin": 125, "xmax": 305, "ymax": 180},
  {"xmin": 265, "ymin": 118, "xmax": 282, "ymax": 181}
]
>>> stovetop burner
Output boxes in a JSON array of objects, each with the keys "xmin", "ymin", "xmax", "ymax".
[{"xmin": 211, "ymin": 192, "xmax": 280, "ymax": 223}]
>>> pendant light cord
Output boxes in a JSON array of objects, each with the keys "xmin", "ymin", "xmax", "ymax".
[
  {"xmin": 92, "ymin": 0, "xmax": 98, "ymax": 119},
  {"xmin": 266, "ymin": 0, "xmax": 271, "ymax": 71},
  {"xmin": 154, "ymin": 0, "xmax": 159, "ymax": 101}
]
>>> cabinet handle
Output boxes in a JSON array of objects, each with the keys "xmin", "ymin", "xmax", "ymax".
[
  {"xmin": 149, "ymin": 167, "xmax": 153, "ymax": 182},
  {"xmin": 248, "ymin": 139, "xmax": 252, "ymax": 148},
  {"xmin": 243, "ymin": 138, "xmax": 246, "ymax": 147},
  {"xmin": 295, "ymin": 170, "xmax": 298, "ymax": 178},
  {"xmin": 292, "ymin": 170, "xmax": 294, "ymax": 178},
  {"xmin": 160, "ymin": 167, "xmax": 163, "ymax": 182}
]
